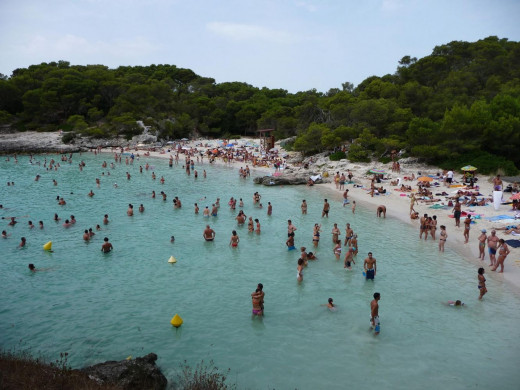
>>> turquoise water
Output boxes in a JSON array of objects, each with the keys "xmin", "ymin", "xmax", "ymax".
[{"xmin": 1, "ymin": 153, "xmax": 519, "ymax": 390}]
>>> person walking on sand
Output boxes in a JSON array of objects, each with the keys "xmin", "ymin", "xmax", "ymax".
[
  {"xmin": 487, "ymin": 230, "xmax": 499, "ymax": 268},
  {"xmin": 371, "ymin": 293, "xmax": 381, "ymax": 335},
  {"xmin": 463, "ymin": 215, "xmax": 472, "ymax": 243},
  {"xmin": 439, "ymin": 225, "xmax": 447, "ymax": 252},
  {"xmin": 452, "ymin": 200, "xmax": 461, "ymax": 227},
  {"xmin": 478, "ymin": 268, "xmax": 487, "ymax": 300},
  {"xmin": 478, "ymin": 229, "xmax": 487, "ymax": 260},
  {"xmin": 492, "ymin": 239, "xmax": 510, "ymax": 273}
]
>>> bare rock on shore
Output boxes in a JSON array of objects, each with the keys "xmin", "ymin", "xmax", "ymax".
[
  {"xmin": 0, "ymin": 131, "xmax": 81, "ymax": 153},
  {"xmin": 80, "ymin": 353, "xmax": 167, "ymax": 390},
  {"xmin": 254, "ymin": 168, "xmax": 325, "ymax": 186}
]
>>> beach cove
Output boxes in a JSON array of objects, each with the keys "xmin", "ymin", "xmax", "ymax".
[{"xmin": 1, "ymin": 149, "xmax": 520, "ymax": 389}]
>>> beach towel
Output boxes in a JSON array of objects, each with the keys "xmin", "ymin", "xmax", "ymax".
[
  {"xmin": 505, "ymin": 239, "xmax": 520, "ymax": 248},
  {"xmin": 486, "ymin": 215, "xmax": 514, "ymax": 221},
  {"xmin": 512, "ymin": 232, "xmax": 520, "ymax": 236}
]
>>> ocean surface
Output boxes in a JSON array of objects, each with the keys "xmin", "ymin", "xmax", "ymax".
[{"xmin": 1, "ymin": 152, "xmax": 519, "ymax": 389}]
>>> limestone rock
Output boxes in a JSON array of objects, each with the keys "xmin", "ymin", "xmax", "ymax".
[{"xmin": 80, "ymin": 353, "xmax": 167, "ymax": 390}]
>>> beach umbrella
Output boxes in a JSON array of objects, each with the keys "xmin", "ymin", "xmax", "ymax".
[
  {"xmin": 509, "ymin": 193, "xmax": 520, "ymax": 200},
  {"xmin": 417, "ymin": 176, "xmax": 433, "ymax": 182},
  {"xmin": 369, "ymin": 169, "xmax": 386, "ymax": 174},
  {"xmin": 226, "ymin": 143, "xmax": 234, "ymax": 147},
  {"xmin": 461, "ymin": 165, "xmax": 477, "ymax": 171},
  {"xmin": 181, "ymin": 138, "xmax": 189, "ymax": 141}
]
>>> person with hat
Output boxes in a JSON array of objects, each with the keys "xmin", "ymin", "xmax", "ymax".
[{"xmin": 478, "ymin": 229, "xmax": 487, "ymax": 260}]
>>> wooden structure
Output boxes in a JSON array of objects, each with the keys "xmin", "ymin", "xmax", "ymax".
[{"xmin": 257, "ymin": 129, "xmax": 275, "ymax": 150}]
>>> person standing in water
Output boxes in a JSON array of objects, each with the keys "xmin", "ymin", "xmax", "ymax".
[
  {"xmin": 478, "ymin": 268, "xmax": 487, "ymax": 300},
  {"xmin": 371, "ymin": 292, "xmax": 381, "ymax": 335},
  {"xmin": 364, "ymin": 252, "xmax": 376, "ymax": 280},
  {"xmin": 229, "ymin": 230, "xmax": 239, "ymax": 248},
  {"xmin": 438, "ymin": 225, "xmax": 447, "ymax": 252}
]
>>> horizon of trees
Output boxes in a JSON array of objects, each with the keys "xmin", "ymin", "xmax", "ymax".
[{"xmin": 0, "ymin": 36, "xmax": 519, "ymax": 174}]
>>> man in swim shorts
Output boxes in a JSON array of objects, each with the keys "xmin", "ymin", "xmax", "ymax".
[
  {"xmin": 101, "ymin": 237, "xmax": 113, "ymax": 253},
  {"xmin": 487, "ymin": 230, "xmax": 499, "ymax": 268},
  {"xmin": 376, "ymin": 205, "xmax": 386, "ymax": 218},
  {"xmin": 322, "ymin": 199, "xmax": 330, "ymax": 218},
  {"xmin": 371, "ymin": 292, "xmax": 381, "ymax": 335},
  {"xmin": 203, "ymin": 225, "xmax": 216, "ymax": 241},
  {"xmin": 364, "ymin": 252, "xmax": 377, "ymax": 280}
]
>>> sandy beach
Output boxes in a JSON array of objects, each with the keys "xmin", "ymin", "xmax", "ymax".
[{"xmin": 104, "ymin": 137, "xmax": 520, "ymax": 292}]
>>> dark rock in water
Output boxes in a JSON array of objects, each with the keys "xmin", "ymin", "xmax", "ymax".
[
  {"xmin": 81, "ymin": 353, "xmax": 167, "ymax": 390},
  {"xmin": 253, "ymin": 173, "xmax": 323, "ymax": 186}
]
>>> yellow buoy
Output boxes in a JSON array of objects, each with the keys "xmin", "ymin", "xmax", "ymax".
[
  {"xmin": 170, "ymin": 314, "xmax": 183, "ymax": 328},
  {"xmin": 43, "ymin": 241, "xmax": 52, "ymax": 251},
  {"xmin": 168, "ymin": 256, "xmax": 177, "ymax": 263},
  {"xmin": 126, "ymin": 356, "xmax": 132, "ymax": 361}
]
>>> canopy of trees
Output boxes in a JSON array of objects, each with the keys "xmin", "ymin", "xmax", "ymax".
[{"xmin": 0, "ymin": 36, "xmax": 519, "ymax": 173}]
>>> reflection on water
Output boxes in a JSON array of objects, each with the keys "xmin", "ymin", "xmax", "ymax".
[{"xmin": 0, "ymin": 153, "xmax": 519, "ymax": 389}]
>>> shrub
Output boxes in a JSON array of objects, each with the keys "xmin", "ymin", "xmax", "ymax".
[
  {"xmin": 178, "ymin": 360, "xmax": 236, "ymax": 390},
  {"xmin": 347, "ymin": 143, "xmax": 370, "ymax": 162},
  {"xmin": 378, "ymin": 156, "xmax": 392, "ymax": 164},
  {"xmin": 62, "ymin": 131, "xmax": 76, "ymax": 144},
  {"xmin": 329, "ymin": 151, "xmax": 346, "ymax": 161},
  {"xmin": 439, "ymin": 151, "xmax": 519, "ymax": 176}
]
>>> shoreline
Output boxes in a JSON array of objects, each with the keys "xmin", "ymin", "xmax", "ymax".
[{"xmin": 95, "ymin": 141, "xmax": 520, "ymax": 292}]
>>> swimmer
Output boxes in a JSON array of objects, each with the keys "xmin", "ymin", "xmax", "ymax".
[
  {"xmin": 376, "ymin": 205, "xmax": 386, "ymax": 218},
  {"xmin": 333, "ymin": 240, "xmax": 342, "ymax": 260},
  {"xmin": 161, "ymin": 191, "xmax": 167, "ymax": 201},
  {"xmin": 63, "ymin": 219, "xmax": 71, "ymax": 228},
  {"xmin": 58, "ymin": 197, "xmax": 66, "ymax": 205},
  {"xmin": 322, "ymin": 199, "xmax": 330, "ymax": 218},
  {"xmin": 8, "ymin": 217, "xmax": 17, "ymax": 226},
  {"xmin": 286, "ymin": 233, "xmax": 295, "ymax": 250},
  {"xmin": 332, "ymin": 223, "xmax": 340, "ymax": 243},
  {"xmin": 307, "ymin": 252, "xmax": 317, "ymax": 260},
  {"xmin": 267, "ymin": 202, "xmax": 272, "ymax": 216},
  {"xmin": 138, "ymin": 204, "xmax": 145, "ymax": 213},
  {"xmin": 19, "ymin": 237, "xmax": 26, "ymax": 247},
  {"xmin": 352, "ymin": 201, "xmax": 356, "ymax": 214},
  {"xmin": 297, "ymin": 258, "xmax": 304, "ymax": 282},
  {"xmin": 255, "ymin": 219, "xmax": 261, "ymax": 234},
  {"xmin": 127, "ymin": 204, "xmax": 134, "ymax": 216},
  {"xmin": 152, "ymin": 190, "xmax": 156, "ymax": 198},
  {"xmin": 88, "ymin": 190, "xmax": 95, "ymax": 197},
  {"xmin": 103, "ymin": 214, "xmax": 109, "ymax": 225},
  {"xmin": 2, "ymin": 230, "xmax": 9, "ymax": 238},
  {"xmin": 170, "ymin": 235, "xmax": 175, "ymax": 243},
  {"xmin": 239, "ymin": 198, "xmax": 244, "ymax": 207},
  {"xmin": 203, "ymin": 225, "xmax": 216, "ymax": 241},
  {"xmin": 344, "ymin": 247, "xmax": 355, "ymax": 269},
  {"xmin": 251, "ymin": 288, "xmax": 263, "ymax": 317},
  {"xmin": 83, "ymin": 230, "xmax": 90, "ymax": 241},
  {"xmin": 288, "ymin": 220, "xmax": 297, "ymax": 237},
  {"xmin": 229, "ymin": 230, "xmax": 239, "ymax": 247},
  {"xmin": 248, "ymin": 217, "xmax": 254, "ymax": 232},
  {"xmin": 203, "ymin": 206, "xmax": 210, "ymax": 217},
  {"xmin": 211, "ymin": 204, "xmax": 218, "ymax": 216},
  {"xmin": 101, "ymin": 237, "xmax": 113, "ymax": 253},
  {"xmin": 28, "ymin": 221, "xmax": 35, "ymax": 229},
  {"xmin": 88, "ymin": 228, "xmax": 95, "ymax": 237},
  {"xmin": 321, "ymin": 298, "xmax": 336, "ymax": 311},
  {"xmin": 370, "ymin": 293, "xmax": 381, "ymax": 335},
  {"xmin": 96, "ymin": 224, "xmax": 101, "ymax": 231},
  {"xmin": 447, "ymin": 300, "xmax": 465, "ymax": 307},
  {"xmin": 194, "ymin": 203, "xmax": 199, "ymax": 214},
  {"xmin": 54, "ymin": 213, "xmax": 60, "ymax": 222},
  {"xmin": 38, "ymin": 221, "xmax": 43, "ymax": 229},
  {"xmin": 70, "ymin": 215, "xmax": 76, "ymax": 224},
  {"xmin": 301, "ymin": 200, "xmax": 307, "ymax": 215}
]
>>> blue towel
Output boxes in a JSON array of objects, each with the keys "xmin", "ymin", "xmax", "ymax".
[
  {"xmin": 486, "ymin": 215, "xmax": 514, "ymax": 221},
  {"xmin": 505, "ymin": 239, "xmax": 520, "ymax": 248}
]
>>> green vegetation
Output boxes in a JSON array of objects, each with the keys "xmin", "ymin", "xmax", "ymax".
[
  {"xmin": 0, "ymin": 36, "xmax": 519, "ymax": 173},
  {"xmin": 328, "ymin": 151, "xmax": 346, "ymax": 161}
]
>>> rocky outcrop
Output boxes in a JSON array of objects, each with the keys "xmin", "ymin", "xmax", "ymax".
[
  {"xmin": 0, "ymin": 131, "xmax": 82, "ymax": 153},
  {"xmin": 254, "ymin": 168, "xmax": 327, "ymax": 186},
  {"xmin": 80, "ymin": 353, "xmax": 167, "ymax": 390}
]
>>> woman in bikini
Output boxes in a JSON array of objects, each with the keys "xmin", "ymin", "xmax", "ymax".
[
  {"xmin": 248, "ymin": 217, "xmax": 254, "ymax": 233},
  {"xmin": 477, "ymin": 229, "xmax": 487, "ymax": 260},
  {"xmin": 312, "ymin": 224, "xmax": 321, "ymax": 248},
  {"xmin": 430, "ymin": 215, "xmax": 437, "ymax": 240},
  {"xmin": 478, "ymin": 267, "xmax": 487, "ymax": 300},
  {"xmin": 229, "ymin": 230, "xmax": 239, "ymax": 248},
  {"xmin": 333, "ymin": 240, "xmax": 342, "ymax": 261},
  {"xmin": 297, "ymin": 258, "xmax": 304, "ymax": 282},
  {"xmin": 492, "ymin": 239, "xmax": 510, "ymax": 273},
  {"xmin": 438, "ymin": 225, "xmax": 447, "ymax": 252}
]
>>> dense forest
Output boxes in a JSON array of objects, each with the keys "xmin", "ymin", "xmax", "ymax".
[{"xmin": 0, "ymin": 36, "xmax": 519, "ymax": 174}]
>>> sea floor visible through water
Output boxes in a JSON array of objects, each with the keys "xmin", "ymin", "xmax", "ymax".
[{"xmin": 1, "ymin": 153, "xmax": 519, "ymax": 390}]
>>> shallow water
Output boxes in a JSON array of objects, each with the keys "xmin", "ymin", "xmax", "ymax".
[{"xmin": 1, "ymin": 153, "xmax": 519, "ymax": 390}]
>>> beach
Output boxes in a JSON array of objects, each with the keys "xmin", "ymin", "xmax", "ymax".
[{"xmin": 116, "ymin": 137, "xmax": 520, "ymax": 292}]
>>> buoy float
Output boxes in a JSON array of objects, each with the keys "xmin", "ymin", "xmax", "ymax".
[
  {"xmin": 168, "ymin": 256, "xmax": 177, "ymax": 263},
  {"xmin": 126, "ymin": 356, "xmax": 132, "ymax": 361},
  {"xmin": 170, "ymin": 314, "xmax": 183, "ymax": 328},
  {"xmin": 43, "ymin": 241, "xmax": 52, "ymax": 251}
]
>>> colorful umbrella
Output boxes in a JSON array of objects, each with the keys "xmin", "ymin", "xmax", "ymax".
[
  {"xmin": 461, "ymin": 165, "xmax": 477, "ymax": 171},
  {"xmin": 417, "ymin": 176, "xmax": 433, "ymax": 182},
  {"xmin": 369, "ymin": 169, "xmax": 386, "ymax": 174}
]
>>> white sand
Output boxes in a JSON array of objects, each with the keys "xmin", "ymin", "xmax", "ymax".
[{"xmin": 99, "ymin": 138, "xmax": 520, "ymax": 291}]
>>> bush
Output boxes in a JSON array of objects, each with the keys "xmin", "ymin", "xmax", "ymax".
[
  {"xmin": 347, "ymin": 143, "xmax": 370, "ymax": 162},
  {"xmin": 62, "ymin": 131, "xmax": 76, "ymax": 144},
  {"xmin": 439, "ymin": 151, "xmax": 519, "ymax": 176},
  {"xmin": 329, "ymin": 151, "xmax": 346, "ymax": 161},
  {"xmin": 378, "ymin": 156, "xmax": 392, "ymax": 164},
  {"xmin": 178, "ymin": 360, "xmax": 236, "ymax": 390}
]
